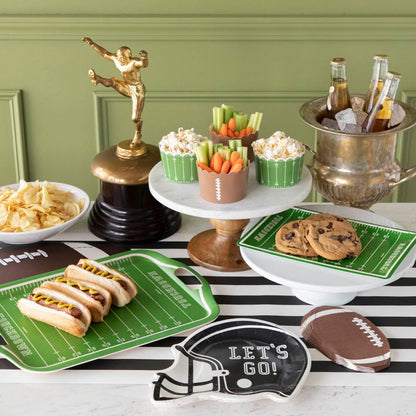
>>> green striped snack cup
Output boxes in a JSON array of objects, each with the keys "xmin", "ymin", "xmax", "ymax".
[
  {"xmin": 160, "ymin": 151, "xmax": 198, "ymax": 183},
  {"xmin": 254, "ymin": 153, "xmax": 304, "ymax": 188}
]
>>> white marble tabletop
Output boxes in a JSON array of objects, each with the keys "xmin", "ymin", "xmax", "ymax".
[{"xmin": 1, "ymin": 203, "xmax": 416, "ymax": 416}]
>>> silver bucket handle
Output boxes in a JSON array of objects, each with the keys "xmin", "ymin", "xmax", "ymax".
[{"xmin": 391, "ymin": 165, "xmax": 416, "ymax": 187}]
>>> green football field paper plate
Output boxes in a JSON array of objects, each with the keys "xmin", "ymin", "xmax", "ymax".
[
  {"xmin": 0, "ymin": 250, "xmax": 219, "ymax": 372},
  {"xmin": 238, "ymin": 207, "xmax": 416, "ymax": 279}
]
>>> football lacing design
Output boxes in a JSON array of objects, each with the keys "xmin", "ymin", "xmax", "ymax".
[
  {"xmin": 215, "ymin": 178, "xmax": 221, "ymax": 201},
  {"xmin": 0, "ymin": 249, "xmax": 48, "ymax": 266},
  {"xmin": 352, "ymin": 317, "xmax": 384, "ymax": 347}
]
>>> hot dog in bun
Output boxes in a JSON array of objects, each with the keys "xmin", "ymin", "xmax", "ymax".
[
  {"xmin": 65, "ymin": 259, "xmax": 137, "ymax": 307},
  {"xmin": 41, "ymin": 276, "xmax": 112, "ymax": 322},
  {"xmin": 17, "ymin": 287, "xmax": 92, "ymax": 337}
]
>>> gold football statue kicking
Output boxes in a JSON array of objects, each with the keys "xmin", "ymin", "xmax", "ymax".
[{"xmin": 82, "ymin": 37, "xmax": 148, "ymax": 147}]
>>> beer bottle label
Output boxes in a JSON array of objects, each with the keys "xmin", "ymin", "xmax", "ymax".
[
  {"xmin": 375, "ymin": 80, "xmax": 384, "ymax": 95},
  {"xmin": 375, "ymin": 98, "xmax": 393, "ymax": 120}
]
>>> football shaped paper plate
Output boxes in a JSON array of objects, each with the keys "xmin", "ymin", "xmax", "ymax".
[{"xmin": 301, "ymin": 306, "xmax": 391, "ymax": 373}]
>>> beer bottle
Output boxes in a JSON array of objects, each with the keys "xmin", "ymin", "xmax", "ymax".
[
  {"xmin": 325, "ymin": 57, "xmax": 352, "ymax": 119},
  {"xmin": 364, "ymin": 55, "xmax": 389, "ymax": 113},
  {"xmin": 361, "ymin": 71, "xmax": 401, "ymax": 133}
]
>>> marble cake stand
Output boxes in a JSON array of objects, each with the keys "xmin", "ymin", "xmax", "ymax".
[
  {"xmin": 240, "ymin": 204, "xmax": 416, "ymax": 305},
  {"xmin": 148, "ymin": 162, "xmax": 312, "ymax": 272}
]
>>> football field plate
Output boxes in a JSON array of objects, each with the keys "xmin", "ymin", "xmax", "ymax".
[{"xmin": 0, "ymin": 250, "xmax": 219, "ymax": 372}]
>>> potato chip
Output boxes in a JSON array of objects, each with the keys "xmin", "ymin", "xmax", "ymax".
[
  {"xmin": 0, "ymin": 180, "xmax": 85, "ymax": 233},
  {"xmin": 0, "ymin": 205, "xmax": 9, "ymax": 226}
]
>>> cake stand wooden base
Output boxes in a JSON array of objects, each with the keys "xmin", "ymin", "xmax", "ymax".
[{"xmin": 187, "ymin": 218, "xmax": 250, "ymax": 272}]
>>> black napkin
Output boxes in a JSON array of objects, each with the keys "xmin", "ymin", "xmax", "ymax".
[{"xmin": 0, "ymin": 241, "xmax": 127, "ymax": 285}]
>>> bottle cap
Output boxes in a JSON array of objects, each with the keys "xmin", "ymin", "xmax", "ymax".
[
  {"xmin": 374, "ymin": 54, "xmax": 389, "ymax": 60},
  {"xmin": 331, "ymin": 57, "xmax": 346, "ymax": 65},
  {"xmin": 387, "ymin": 71, "xmax": 401, "ymax": 79}
]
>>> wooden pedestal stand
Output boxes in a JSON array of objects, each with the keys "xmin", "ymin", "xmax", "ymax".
[{"xmin": 187, "ymin": 219, "xmax": 250, "ymax": 272}]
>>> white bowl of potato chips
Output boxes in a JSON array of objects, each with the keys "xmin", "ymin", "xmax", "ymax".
[{"xmin": 0, "ymin": 180, "xmax": 89, "ymax": 244}]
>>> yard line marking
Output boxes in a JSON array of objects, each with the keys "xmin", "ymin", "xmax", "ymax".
[
  {"xmin": 358, "ymin": 232, "xmax": 388, "ymax": 271},
  {"xmin": 371, "ymin": 232, "xmax": 401, "ymax": 273},
  {"xmin": 0, "ymin": 303, "xmax": 49, "ymax": 366},
  {"xmin": 109, "ymin": 310, "xmax": 139, "ymax": 338},
  {"xmin": 123, "ymin": 302, "xmax": 152, "ymax": 332},
  {"xmin": 27, "ymin": 320, "xmax": 64, "ymax": 363},
  {"xmin": 129, "ymin": 261, "xmax": 194, "ymax": 321}
]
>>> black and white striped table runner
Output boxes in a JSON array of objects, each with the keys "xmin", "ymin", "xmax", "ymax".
[{"xmin": 1, "ymin": 239, "xmax": 415, "ymax": 386}]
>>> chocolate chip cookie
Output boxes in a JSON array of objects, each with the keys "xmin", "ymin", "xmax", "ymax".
[
  {"xmin": 305, "ymin": 219, "xmax": 362, "ymax": 261},
  {"xmin": 275, "ymin": 220, "xmax": 317, "ymax": 256},
  {"xmin": 303, "ymin": 213, "xmax": 346, "ymax": 224}
]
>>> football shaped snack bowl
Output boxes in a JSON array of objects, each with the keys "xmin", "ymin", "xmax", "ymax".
[
  {"xmin": 151, "ymin": 318, "xmax": 311, "ymax": 405},
  {"xmin": 197, "ymin": 166, "xmax": 249, "ymax": 204},
  {"xmin": 301, "ymin": 306, "xmax": 391, "ymax": 372},
  {"xmin": 0, "ymin": 181, "xmax": 90, "ymax": 245}
]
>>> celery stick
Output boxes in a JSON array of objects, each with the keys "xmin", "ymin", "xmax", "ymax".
[
  {"xmin": 219, "ymin": 146, "xmax": 230, "ymax": 161},
  {"xmin": 195, "ymin": 145, "xmax": 209, "ymax": 166},
  {"xmin": 253, "ymin": 112, "xmax": 263, "ymax": 131},
  {"xmin": 229, "ymin": 139, "xmax": 242, "ymax": 151},
  {"xmin": 212, "ymin": 107, "xmax": 224, "ymax": 133},
  {"xmin": 247, "ymin": 112, "xmax": 263, "ymax": 132},
  {"xmin": 221, "ymin": 104, "xmax": 234, "ymax": 124},
  {"xmin": 207, "ymin": 140, "xmax": 213, "ymax": 161},
  {"xmin": 247, "ymin": 113, "xmax": 256, "ymax": 130},
  {"xmin": 213, "ymin": 143, "xmax": 223, "ymax": 154},
  {"xmin": 223, "ymin": 147, "xmax": 231, "ymax": 161},
  {"xmin": 234, "ymin": 113, "xmax": 248, "ymax": 132},
  {"xmin": 242, "ymin": 147, "xmax": 248, "ymax": 167},
  {"xmin": 203, "ymin": 142, "xmax": 210, "ymax": 164},
  {"xmin": 237, "ymin": 146, "xmax": 248, "ymax": 168}
]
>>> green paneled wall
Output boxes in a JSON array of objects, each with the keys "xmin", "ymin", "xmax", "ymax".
[{"xmin": 1, "ymin": 2, "xmax": 416, "ymax": 202}]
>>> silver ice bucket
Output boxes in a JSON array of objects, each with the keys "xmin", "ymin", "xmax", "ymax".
[{"xmin": 299, "ymin": 96, "xmax": 416, "ymax": 209}]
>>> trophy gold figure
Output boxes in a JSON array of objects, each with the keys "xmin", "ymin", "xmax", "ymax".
[{"xmin": 83, "ymin": 37, "xmax": 149, "ymax": 156}]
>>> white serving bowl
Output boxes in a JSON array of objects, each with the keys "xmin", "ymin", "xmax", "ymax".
[{"xmin": 0, "ymin": 181, "xmax": 90, "ymax": 245}]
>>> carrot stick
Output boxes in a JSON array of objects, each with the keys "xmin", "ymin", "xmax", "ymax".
[
  {"xmin": 246, "ymin": 126, "xmax": 253, "ymax": 135},
  {"xmin": 197, "ymin": 161, "xmax": 214, "ymax": 172},
  {"xmin": 230, "ymin": 151, "xmax": 240, "ymax": 165},
  {"xmin": 228, "ymin": 118, "xmax": 236, "ymax": 131},
  {"xmin": 219, "ymin": 123, "xmax": 228, "ymax": 137},
  {"xmin": 239, "ymin": 129, "xmax": 246, "ymax": 138},
  {"xmin": 232, "ymin": 157, "xmax": 244, "ymax": 167},
  {"xmin": 221, "ymin": 160, "xmax": 231, "ymax": 173},
  {"xmin": 211, "ymin": 152, "xmax": 223, "ymax": 173},
  {"xmin": 227, "ymin": 128, "xmax": 234, "ymax": 138},
  {"xmin": 234, "ymin": 131, "xmax": 239, "ymax": 137},
  {"xmin": 230, "ymin": 163, "xmax": 243, "ymax": 173}
]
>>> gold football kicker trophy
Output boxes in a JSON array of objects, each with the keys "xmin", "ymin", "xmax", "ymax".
[{"xmin": 83, "ymin": 37, "xmax": 181, "ymax": 243}]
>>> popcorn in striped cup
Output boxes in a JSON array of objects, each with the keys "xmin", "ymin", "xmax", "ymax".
[
  {"xmin": 159, "ymin": 128, "xmax": 208, "ymax": 183},
  {"xmin": 252, "ymin": 131, "xmax": 305, "ymax": 188}
]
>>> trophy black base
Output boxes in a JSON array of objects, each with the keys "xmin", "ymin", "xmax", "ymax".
[{"xmin": 88, "ymin": 181, "xmax": 181, "ymax": 244}]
